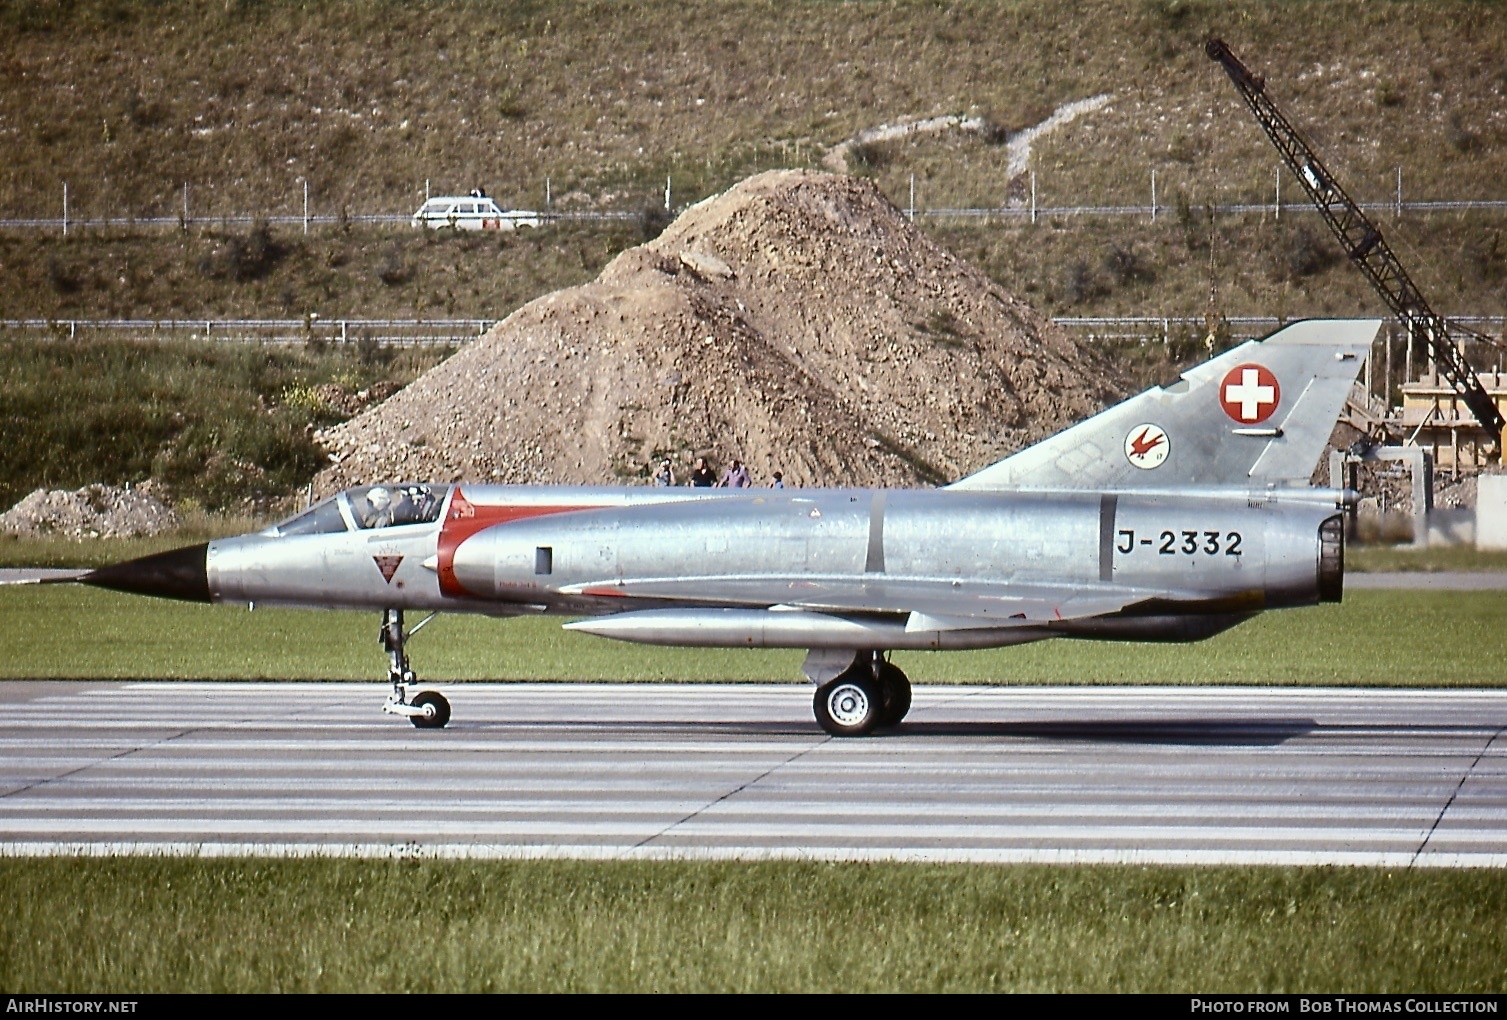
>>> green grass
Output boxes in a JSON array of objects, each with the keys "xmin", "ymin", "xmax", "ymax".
[
  {"xmin": 1, "ymin": 859, "xmax": 1503, "ymax": 992},
  {"xmin": 0, "ymin": 335, "xmax": 449, "ymax": 513},
  {"xmin": 3, "ymin": 585, "xmax": 1504, "ymax": 685},
  {"xmin": 1348, "ymin": 544, "xmax": 1507, "ymax": 573}
]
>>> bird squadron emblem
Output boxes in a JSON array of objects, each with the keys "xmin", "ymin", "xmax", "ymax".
[{"xmin": 1124, "ymin": 424, "xmax": 1170, "ymax": 469}]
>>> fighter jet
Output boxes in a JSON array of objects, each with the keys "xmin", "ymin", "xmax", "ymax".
[{"xmin": 76, "ymin": 318, "xmax": 1379, "ymax": 736}]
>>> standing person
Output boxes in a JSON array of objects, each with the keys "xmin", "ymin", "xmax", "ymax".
[
  {"xmin": 771, "ymin": 471, "xmax": 784, "ymax": 489},
  {"xmin": 719, "ymin": 458, "xmax": 751, "ymax": 488},
  {"xmin": 689, "ymin": 457, "xmax": 716, "ymax": 487},
  {"xmin": 652, "ymin": 458, "xmax": 675, "ymax": 486}
]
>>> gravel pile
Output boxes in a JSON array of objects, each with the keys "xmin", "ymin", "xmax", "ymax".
[
  {"xmin": 315, "ymin": 169, "xmax": 1129, "ymax": 493},
  {"xmin": 0, "ymin": 483, "xmax": 181, "ymax": 539}
]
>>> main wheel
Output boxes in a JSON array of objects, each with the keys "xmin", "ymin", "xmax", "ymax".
[
  {"xmin": 410, "ymin": 690, "xmax": 451, "ymax": 729},
  {"xmin": 876, "ymin": 662, "xmax": 912, "ymax": 728},
  {"xmin": 813, "ymin": 673, "xmax": 881, "ymax": 737}
]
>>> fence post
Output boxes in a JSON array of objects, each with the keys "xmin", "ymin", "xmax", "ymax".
[
  {"xmin": 908, "ymin": 173, "xmax": 915, "ymax": 221},
  {"xmin": 1275, "ymin": 167, "xmax": 1280, "ymax": 220},
  {"xmin": 1150, "ymin": 169, "xmax": 1157, "ymax": 223},
  {"xmin": 1395, "ymin": 166, "xmax": 1402, "ymax": 219},
  {"xmin": 1030, "ymin": 171, "xmax": 1036, "ymax": 225},
  {"xmin": 62, "ymin": 182, "xmax": 68, "ymax": 237},
  {"xmin": 303, "ymin": 179, "xmax": 309, "ymax": 235}
]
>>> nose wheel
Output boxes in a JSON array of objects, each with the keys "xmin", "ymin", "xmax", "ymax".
[
  {"xmin": 377, "ymin": 608, "xmax": 450, "ymax": 728},
  {"xmin": 405, "ymin": 689, "xmax": 451, "ymax": 729}
]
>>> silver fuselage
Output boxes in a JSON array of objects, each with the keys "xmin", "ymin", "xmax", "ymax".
[{"xmin": 205, "ymin": 483, "xmax": 1344, "ymax": 649}]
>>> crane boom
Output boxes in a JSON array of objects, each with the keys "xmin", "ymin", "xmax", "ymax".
[{"xmin": 1205, "ymin": 37, "xmax": 1504, "ymax": 445}]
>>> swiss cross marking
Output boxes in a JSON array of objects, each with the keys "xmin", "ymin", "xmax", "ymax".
[{"xmin": 1220, "ymin": 364, "xmax": 1281, "ymax": 424}]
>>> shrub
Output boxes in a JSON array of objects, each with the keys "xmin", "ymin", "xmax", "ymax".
[
  {"xmin": 1373, "ymin": 80, "xmax": 1405, "ymax": 109},
  {"xmin": 1448, "ymin": 115, "xmax": 1481, "ymax": 154},
  {"xmin": 46, "ymin": 258, "xmax": 83, "ymax": 294},
  {"xmin": 639, "ymin": 205, "xmax": 673, "ymax": 242},
  {"xmin": 847, "ymin": 140, "xmax": 893, "ymax": 175},
  {"xmin": 1103, "ymin": 243, "xmax": 1154, "ymax": 286},
  {"xmin": 377, "ymin": 249, "xmax": 412, "ymax": 286},
  {"xmin": 1278, "ymin": 225, "xmax": 1338, "ymax": 281},
  {"xmin": 123, "ymin": 93, "xmax": 168, "ymax": 129},
  {"xmin": 197, "ymin": 222, "xmax": 288, "ymax": 283},
  {"xmin": 1060, "ymin": 260, "xmax": 1106, "ymax": 305}
]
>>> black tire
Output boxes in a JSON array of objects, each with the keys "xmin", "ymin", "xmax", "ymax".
[
  {"xmin": 813, "ymin": 673, "xmax": 881, "ymax": 737},
  {"xmin": 410, "ymin": 690, "xmax": 451, "ymax": 729},
  {"xmin": 876, "ymin": 662, "xmax": 912, "ymax": 728}
]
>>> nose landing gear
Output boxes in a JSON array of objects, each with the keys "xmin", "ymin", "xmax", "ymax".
[{"xmin": 377, "ymin": 608, "xmax": 450, "ymax": 728}]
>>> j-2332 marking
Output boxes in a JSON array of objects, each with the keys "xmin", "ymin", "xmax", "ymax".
[{"xmin": 1117, "ymin": 529, "xmax": 1244, "ymax": 556}]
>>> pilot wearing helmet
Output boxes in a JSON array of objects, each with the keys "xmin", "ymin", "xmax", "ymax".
[{"xmin": 361, "ymin": 486, "xmax": 394, "ymax": 529}]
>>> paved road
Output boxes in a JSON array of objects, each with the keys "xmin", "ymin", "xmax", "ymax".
[
  {"xmin": 1346, "ymin": 572, "xmax": 1507, "ymax": 590},
  {"xmin": 1, "ymin": 681, "xmax": 1503, "ymax": 866},
  {"xmin": 0, "ymin": 569, "xmax": 88, "ymax": 583}
]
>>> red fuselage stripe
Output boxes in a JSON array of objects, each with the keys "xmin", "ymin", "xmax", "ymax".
[{"xmin": 437, "ymin": 491, "xmax": 595, "ymax": 598}]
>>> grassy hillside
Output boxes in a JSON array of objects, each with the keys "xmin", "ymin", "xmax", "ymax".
[
  {"xmin": 0, "ymin": 336, "xmax": 445, "ymax": 510},
  {"xmin": 5, "ymin": 1, "xmax": 1505, "ymax": 218},
  {"xmin": 2, "ymin": 0, "xmax": 1504, "ymax": 324},
  {"xmin": 3, "ymin": 0, "xmax": 1506, "ymax": 508}
]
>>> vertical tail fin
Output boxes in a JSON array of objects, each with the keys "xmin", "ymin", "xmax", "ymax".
[{"xmin": 949, "ymin": 319, "xmax": 1380, "ymax": 491}]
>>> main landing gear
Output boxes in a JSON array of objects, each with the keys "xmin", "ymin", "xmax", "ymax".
[
  {"xmin": 378, "ymin": 608, "xmax": 450, "ymax": 729},
  {"xmin": 812, "ymin": 651, "xmax": 912, "ymax": 737}
]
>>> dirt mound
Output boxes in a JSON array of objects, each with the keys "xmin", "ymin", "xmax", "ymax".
[
  {"xmin": 315, "ymin": 169, "xmax": 1128, "ymax": 492},
  {"xmin": 0, "ymin": 483, "xmax": 180, "ymax": 539}
]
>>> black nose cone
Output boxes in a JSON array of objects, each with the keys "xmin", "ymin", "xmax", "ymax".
[{"xmin": 80, "ymin": 543, "xmax": 210, "ymax": 603}]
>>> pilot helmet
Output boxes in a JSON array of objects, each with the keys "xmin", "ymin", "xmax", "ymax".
[{"xmin": 366, "ymin": 486, "xmax": 392, "ymax": 511}]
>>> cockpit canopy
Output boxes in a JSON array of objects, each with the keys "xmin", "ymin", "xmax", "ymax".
[{"xmin": 268, "ymin": 484, "xmax": 451, "ymax": 536}]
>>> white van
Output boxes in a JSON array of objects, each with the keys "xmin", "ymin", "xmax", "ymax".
[{"xmin": 411, "ymin": 196, "xmax": 543, "ymax": 231}]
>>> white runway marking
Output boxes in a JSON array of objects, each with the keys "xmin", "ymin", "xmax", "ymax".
[{"xmin": 1, "ymin": 681, "xmax": 1504, "ymax": 867}]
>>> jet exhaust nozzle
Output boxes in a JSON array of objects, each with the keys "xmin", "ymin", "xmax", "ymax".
[{"xmin": 80, "ymin": 543, "xmax": 211, "ymax": 603}]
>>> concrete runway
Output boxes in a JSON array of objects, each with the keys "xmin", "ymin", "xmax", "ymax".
[{"xmin": 1, "ymin": 680, "xmax": 1503, "ymax": 866}]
